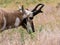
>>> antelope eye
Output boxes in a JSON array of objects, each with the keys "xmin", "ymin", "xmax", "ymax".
[{"xmin": 29, "ymin": 17, "xmax": 33, "ymax": 20}]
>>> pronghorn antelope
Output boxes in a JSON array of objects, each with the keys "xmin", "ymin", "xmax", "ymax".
[
  {"xmin": 0, "ymin": 3, "xmax": 44, "ymax": 32},
  {"xmin": 21, "ymin": 4, "xmax": 44, "ymax": 32},
  {"xmin": 0, "ymin": 5, "xmax": 34, "ymax": 31}
]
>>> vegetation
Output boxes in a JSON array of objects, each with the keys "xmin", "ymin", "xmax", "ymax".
[
  {"xmin": 0, "ymin": 0, "xmax": 60, "ymax": 45},
  {"xmin": 0, "ymin": 0, "xmax": 59, "ymax": 8}
]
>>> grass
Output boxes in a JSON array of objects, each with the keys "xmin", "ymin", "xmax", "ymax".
[
  {"xmin": 39, "ymin": 25, "xmax": 44, "ymax": 32},
  {"xmin": 20, "ymin": 30, "xmax": 25, "ymax": 45},
  {"xmin": 0, "ymin": 0, "xmax": 59, "ymax": 8},
  {"xmin": 0, "ymin": 0, "xmax": 60, "ymax": 45}
]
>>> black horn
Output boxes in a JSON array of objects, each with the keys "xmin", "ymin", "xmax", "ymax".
[
  {"xmin": 32, "ymin": 4, "xmax": 44, "ymax": 12},
  {"xmin": 32, "ymin": 4, "xmax": 44, "ymax": 16},
  {"xmin": 22, "ymin": 5, "xmax": 25, "ymax": 14}
]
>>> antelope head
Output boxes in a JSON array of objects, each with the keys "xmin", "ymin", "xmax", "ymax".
[
  {"xmin": 18, "ymin": 5, "xmax": 35, "ymax": 33},
  {"xmin": 21, "ymin": 4, "xmax": 44, "ymax": 33}
]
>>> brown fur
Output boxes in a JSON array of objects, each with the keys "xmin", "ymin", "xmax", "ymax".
[{"xmin": 0, "ymin": 9, "xmax": 24, "ymax": 30}]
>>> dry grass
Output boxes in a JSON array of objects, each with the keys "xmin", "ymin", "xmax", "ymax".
[{"xmin": 0, "ymin": 0, "xmax": 60, "ymax": 45}]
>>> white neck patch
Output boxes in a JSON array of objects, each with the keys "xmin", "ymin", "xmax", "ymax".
[{"xmin": 14, "ymin": 17, "xmax": 20, "ymax": 27}]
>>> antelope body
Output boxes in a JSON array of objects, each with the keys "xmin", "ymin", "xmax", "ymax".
[
  {"xmin": 0, "ymin": 5, "xmax": 32, "ymax": 31},
  {"xmin": 0, "ymin": 9, "xmax": 23, "ymax": 30},
  {"xmin": 0, "ymin": 4, "xmax": 44, "ymax": 33}
]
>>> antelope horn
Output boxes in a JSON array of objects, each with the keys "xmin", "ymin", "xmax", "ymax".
[
  {"xmin": 32, "ymin": 4, "xmax": 44, "ymax": 12},
  {"xmin": 32, "ymin": 4, "xmax": 44, "ymax": 16},
  {"xmin": 21, "ymin": 5, "xmax": 25, "ymax": 14}
]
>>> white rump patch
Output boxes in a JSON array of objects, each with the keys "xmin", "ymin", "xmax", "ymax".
[
  {"xmin": 14, "ymin": 17, "xmax": 20, "ymax": 27},
  {"xmin": 1, "ymin": 16, "xmax": 6, "ymax": 30}
]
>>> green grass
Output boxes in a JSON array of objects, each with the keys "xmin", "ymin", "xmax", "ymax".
[
  {"xmin": 0, "ymin": 0, "xmax": 59, "ymax": 8},
  {"xmin": 18, "ymin": 28, "xmax": 26, "ymax": 45}
]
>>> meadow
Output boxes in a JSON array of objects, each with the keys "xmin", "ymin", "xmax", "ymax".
[{"xmin": 0, "ymin": 0, "xmax": 60, "ymax": 45}]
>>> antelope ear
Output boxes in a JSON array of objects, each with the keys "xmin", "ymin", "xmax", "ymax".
[
  {"xmin": 21, "ymin": 5, "xmax": 25, "ymax": 14},
  {"xmin": 18, "ymin": 5, "xmax": 25, "ymax": 13},
  {"xmin": 18, "ymin": 6, "xmax": 22, "ymax": 12}
]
